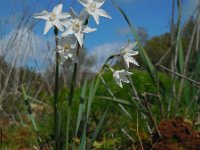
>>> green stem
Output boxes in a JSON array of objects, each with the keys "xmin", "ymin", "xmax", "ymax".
[
  {"xmin": 66, "ymin": 44, "xmax": 80, "ymax": 149},
  {"xmin": 54, "ymin": 27, "xmax": 60, "ymax": 150}
]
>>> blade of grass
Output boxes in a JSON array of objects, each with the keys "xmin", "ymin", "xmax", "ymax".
[
  {"xmin": 87, "ymin": 77, "xmax": 100, "ymax": 119},
  {"xmin": 78, "ymin": 123, "xmax": 87, "ymax": 150},
  {"xmin": 178, "ymin": 39, "xmax": 184, "ymax": 74},
  {"xmin": 78, "ymin": 77, "xmax": 100, "ymax": 149},
  {"xmin": 22, "ymin": 85, "xmax": 39, "ymax": 132},
  {"xmin": 95, "ymin": 96, "xmax": 131, "ymax": 106},
  {"xmin": 87, "ymin": 108, "xmax": 109, "ymax": 150},
  {"xmin": 72, "ymin": 79, "xmax": 87, "ymax": 150}
]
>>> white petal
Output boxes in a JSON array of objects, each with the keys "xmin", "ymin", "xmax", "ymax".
[
  {"xmin": 53, "ymin": 4, "xmax": 63, "ymax": 15},
  {"xmin": 127, "ymin": 50, "xmax": 139, "ymax": 56},
  {"xmin": 121, "ymin": 41, "xmax": 129, "ymax": 50},
  {"xmin": 124, "ymin": 56, "xmax": 130, "ymax": 68},
  {"xmin": 120, "ymin": 74, "xmax": 130, "ymax": 83},
  {"xmin": 97, "ymin": 9, "xmax": 112, "ymax": 19},
  {"xmin": 122, "ymin": 42, "xmax": 136, "ymax": 53},
  {"xmin": 53, "ymin": 20, "xmax": 64, "ymax": 31},
  {"xmin": 130, "ymin": 57, "xmax": 139, "ymax": 66},
  {"xmin": 60, "ymin": 54, "xmax": 67, "ymax": 64},
  {"xmin": 95, "ymin": 0, "xmax": 105, "ymax": 8},
  {"xmin": 61, "ymin": 18, "xmax": 72, "ymax": 28},
  {"xmin": 92, "ymin": 11, "xmax": 100, "ymax": 24},
  {"xmin": 78, "ymin": 0, "xmax": 88, "ymax": 7},
  {"xmin": 72, "ymin": 55, "xmax": 79, "ymax": 64},
  {"xmin": 33, "ymin": 10, "xmax": 50, "ymax": 20},
  {"xmin": 75, "ymin": 32, "xmax": 84, "ymax": 46},
  {"xmin": 62, "ymin": 27, "xmax": 74, "ymax": 37},
  {"xmin": 113, "ymin": 71, "xmax": 120, "ymax": 79},
  {"xmin": 125, "ymin": 56, "xmax": 139, "ymax": 66},
  {"xmin": 114, "ymin": 78, "xmax": 123, "ymax": 88},
  {"xmin": 57, "ymin": 45, "xmax": 64, "ymax": 51},
  {"xmin": 44, "ymin": 21, "xmax": 53, "ymax": 34},
  {"xmin": 82, "ymin": 26, "xmax": 97, "ymax": 33},
  {"xmin": 59, "ymin": 13, "xmax": 70, "ymax": 19},
  {"xmin": 70, "ymin": 8, "xmax": 78, "ymax": 19},
  {"xmin": 126, "ymin": 71, "xmax": 133, "ymax": 76},
  {"xmin": 128, "ymin": 42, "xmax": 137, "ymax": 50},
  {"xmin": 67, "ymin": 52, "xmax": 73, "ymax": 58},
  {"xmin": 61, "ymin": 35, "xmax": 77, "ymax": 48}
]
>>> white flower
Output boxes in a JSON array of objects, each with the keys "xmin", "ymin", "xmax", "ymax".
[
  {"xmin": 33, "ymin": 4, "xmax": 70, "ymax": 34},
  {"xmin": 120, "ymin": 41, "xmax": 139, "ymax": 68},
  {"xmin": 113, "ymin": 70, "xmax": 133, "ymax": 88},
  {"xmin": 62, "ymin": 8, "xmax": 97, "ymax": 46},
  {"xmin": 57, "ymin": 35, "xmax": 78, "ymax": 64},
  {"xmin": 78, "ymin": 0, "xmax": 111, "ymax": 24}
]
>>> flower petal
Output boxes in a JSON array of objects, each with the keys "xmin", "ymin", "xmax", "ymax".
[
  {"xmin": 82, "ymin": 26, "xmax": 97, "ymax": 33},
  {"xmin": 75, "ymin": 32, "xmax": 84, "ymax": 46},
  {"xmin": 61, "ymin": 35, "xmax": 77, "ymax": 48},
  {"xmin": 128, "ymin": 42, "xmax": 137, "ymax": 50},
  {"xmin": 116, "ymin": 78, "xmax": 123, "ymax": 88},
  {"xmin": 97, "ymin": 9, "xmax": 112, "ymax": 19},
  {"xmin": 120, "ymin": 73, "xmax": 130, "ymax": 83},
  {"xmin": 53, "ymin": 20, "xmax": 64, "ymax": 31},
  {"xmin": 59, "ymin": 12, "xmax": 70, "ymax": 20},
  {"xmin": 44, "ymin": 21, "xmax": 53, "ymax": 34},
  {"xmin": 61, "ymin": 18, "xmax": 72, "ymax": 28},
  {"xmin": 121, "ymin": 41, "xmax": 130, "ymax": 50},
  {"xmin": 130, "ymin": 57, "xmax": 139, "ymax": 66},
  {"xmin": 123, "ymin": 56, "xmax": 130, "ymax": 68},
  {"xmin": 33, "ymin": 10, "xmax": 50, "ymax": 20},
  {"xmin": 62, "ymin": 27, "xmax": 74, "ymax": 37},
  {"xmin": 53, "ymin": 4, "xmax": 63, "ymax": 15},
  {"xmin": 113, "ymin": 71, "xmax": 119, "ymax": 79},
  {"xmin": 124, "ymin": 56, "xmax": 139, "ymax": 66},
  {"xmin": 92, "ymin": 11, "xmax": 100, "ymax": 24},
  {"xmin": 95, "ymin": 0, "xmax": 105, "ymax": 8},
  {"xmin": 126, "ymin": 50, "xmax": 139, "ymax": 56}
]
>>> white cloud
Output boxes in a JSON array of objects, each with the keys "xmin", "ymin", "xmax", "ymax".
[
  {"xmin": 0, "ymin": 27, "xmax": 55, "ymax": 73},
  {"xmin": 89, "ymin": 42, "xmax": 123, "ymax": 71}
]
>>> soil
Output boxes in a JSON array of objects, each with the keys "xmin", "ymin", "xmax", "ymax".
[{"xmin": 138, "ymin": 117, "xmax": 200, "ymax": 150}]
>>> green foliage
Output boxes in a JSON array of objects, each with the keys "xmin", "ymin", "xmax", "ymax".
[{"xmin": 144, "ymin": 33, "xmax": 170, "ymax": 65}]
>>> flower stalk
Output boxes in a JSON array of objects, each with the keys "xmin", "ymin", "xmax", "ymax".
[{"xmin": 54, "ymin": 27, "xmax": 60, "ymax": 150}]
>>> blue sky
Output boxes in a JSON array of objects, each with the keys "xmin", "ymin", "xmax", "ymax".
[{"xmin": 0, "ymin": 0, "xmax": 198, "ymax": 70}]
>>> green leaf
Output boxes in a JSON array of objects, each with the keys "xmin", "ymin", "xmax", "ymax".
[
  {"xmin": 87, "ymin": 108, "xmax": 109, "ymax": 150},
  {"xmin": 22, "ymin": 85, "xmax": 39, "ymax": 132},
  {"xmin": 72, "ymin": 79, "xmax": 88, "ymax": 150}
]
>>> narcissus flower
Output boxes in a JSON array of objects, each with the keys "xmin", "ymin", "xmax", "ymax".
[
  {"xmin": 33, "ymin": 4, "xmax": 69, "ymax": 34},
  {"xmin": 62, "ymin": 8, "xmax": 96, "ymax": 46},
  {"xmin": 120, "ymin": 41, "xmax": 139, "ymax": 68},
  {"xmin": 113, "ymin": 70, "xmax": 132, "ymax": 88},
  {"xmin": 57, "ymin": 35, "xmax": 78, "ymax": 64},
  {"xmin": 78, "ymin": 0, "xmax": 111, "ymax": 24}
]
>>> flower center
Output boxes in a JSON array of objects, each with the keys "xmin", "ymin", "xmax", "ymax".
[
  {"xmin": 121, "ymin": 49, "xmax": 128, "ymax": 55},
  {"xmin": 49, "ymin": 13, "xmax": 56, "ymax": 21},
  {"xmin": 72, "ymin": 19, "xmax": 81, "ymax": 33},
  {"xmin": 89, "ymin": 2, "xmax": 96, "ymax": 12},
  {"xmin": 64, "ymin": 44, "xmax": 70, "ymax": 51}
]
